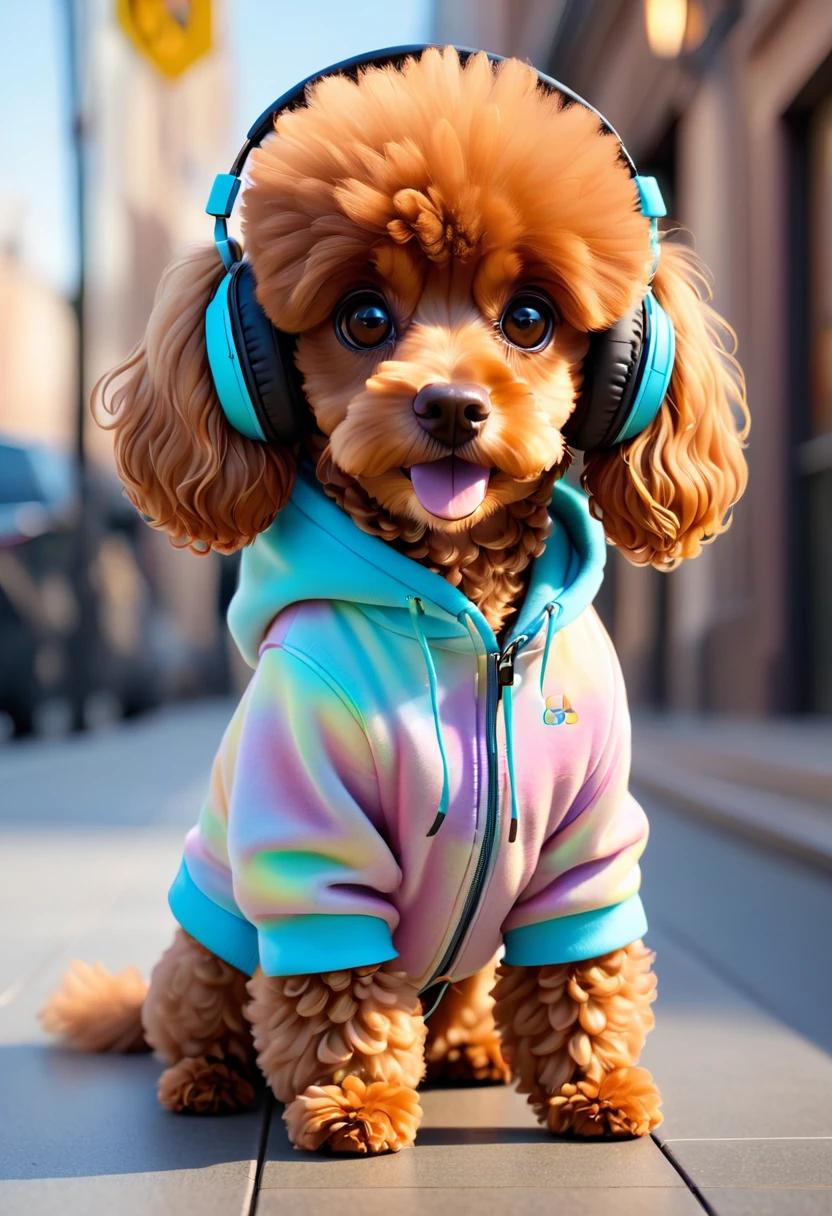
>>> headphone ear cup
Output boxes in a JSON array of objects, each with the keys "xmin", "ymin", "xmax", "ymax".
[
  {"xmin": 227, "ymin": 262, "xmax": 310, "ymax": 444},
  {"xmin": 563, "ymin": 299, "xmax": 645, "ymax": 451}
]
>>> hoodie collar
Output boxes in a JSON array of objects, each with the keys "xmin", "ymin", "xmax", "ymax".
[
  {"xmin": 510, "ymin": 478, "xmax": 606, "ymax": 646},
  {"xmin": 228, "ymin": 464, "xmax": 606, "ymax": 667}
]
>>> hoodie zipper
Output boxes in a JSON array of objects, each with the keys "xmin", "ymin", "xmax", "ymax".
[{"xmin": 424, "ymin": 631, "xmax": 527, "ymax": 990}]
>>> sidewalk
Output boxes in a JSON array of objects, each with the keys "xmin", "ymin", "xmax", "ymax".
[{"xmin": 1, "ymin": 703, "xmax": 831, "ymax": 1214}]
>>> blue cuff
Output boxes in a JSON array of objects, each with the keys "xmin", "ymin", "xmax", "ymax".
[
  {"xmin": 168, "ymin": 859, "xmax": 260, "ymax": 976},
  {"xmin": 258, "ymin": 914, "xmax": 398, "ymax": 977},
  {"xmin": 503, "ymin": 894, "xmax": 648, "ymax": 966}
]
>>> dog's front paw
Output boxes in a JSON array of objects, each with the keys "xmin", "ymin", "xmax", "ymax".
[
  {"xmin": 540, "ymin": 1067, "xmax": 663, "ymax": 1138},
  {"xmin": 283, "ymin": 1075, "xmax": 422, "ymax": 1154},
  {"xmin": 158, "ymin": 1056, "xmax": 256, "ymax": 1115}
]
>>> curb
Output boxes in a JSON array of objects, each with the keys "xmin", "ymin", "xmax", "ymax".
[{"xmin": 631, "ymin": 762, "xmax": 832, "ymax": 875}]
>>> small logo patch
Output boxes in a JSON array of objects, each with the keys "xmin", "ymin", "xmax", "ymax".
[{"xmin": 543, "ymin": 694, "xmax": 579, "ymax": 726}]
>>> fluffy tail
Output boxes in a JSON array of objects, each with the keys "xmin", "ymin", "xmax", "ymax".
[{"xmin": 40, "ymin": 960, "xmax": 149, "ymax": 1053}]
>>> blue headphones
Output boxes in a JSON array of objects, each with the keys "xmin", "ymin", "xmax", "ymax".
[{"xmin": 204, "ymin": 45, "xmax": 675, "ymax": 451}]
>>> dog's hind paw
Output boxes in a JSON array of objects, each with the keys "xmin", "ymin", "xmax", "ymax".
[
  {"xmin": 158, "ymin": 1056, "xmax": 256, "ymax": 1115},
  {"xmin": 283, "ymin": 1075, "xmax": 422, "ymax": 1153},
  {"xmin": 541, "ymin": 1067, "xmax": 663, "ymax": 1138},
  {"xmin": 425, "ymin": 1034, "xmax": 511, "ymax": 1087}
]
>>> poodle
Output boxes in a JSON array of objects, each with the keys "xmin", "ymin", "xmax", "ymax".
[{"xmin": 42, "ymin": 47, "xmax": 748, "ymax": 1153}]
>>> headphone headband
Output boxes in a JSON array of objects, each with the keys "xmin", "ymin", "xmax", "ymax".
[
  {"xmin": 232, "ymin": 45, "xmax": 638, "ymax": 177},
  {"xmin": 203, "ymin": 44, "xmax": 674, "ymax": 452}
]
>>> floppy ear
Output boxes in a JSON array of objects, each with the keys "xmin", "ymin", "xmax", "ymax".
[
  {"xmin": 92, "ymin": 244, "xmax": 295, "ymax": 555},
  {"xmin": 581, "ymin": 239, "xmax": 749, "ymax": 569}
]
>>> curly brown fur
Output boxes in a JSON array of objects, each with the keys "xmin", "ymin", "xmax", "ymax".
[
  {"xmin": 142, "ymin": 929, "xmax": 253, "ymax": 1067},
  {"xmin": 92, "ymin": 244, "xmax": 296, "ymax": 554},
  {"xmin": 582, "ymin": 241, "xmax": 749, "ymax": 569},
  {"xmin": 141, "ymin": 929, "xmax": 256, "ymax": 1113},
  {"xmin": 244, "ymin": 50, "xmax": 651, "ymax": 336},
  {"xmin": 424, "ymin": 958, "xmax": 510, "ymax": 1085},
  {"xmin": 284, "ymin": 1075, "xmax": 422, "ymax": 1154},
  {"xmin": 158, "ymin": 1055, "xmax": 256, "ymax": 1115},
  {"xmin": 245, "ymin": 963, "xmax": 426, "ymax": 1102},
  {"xmin": 492, "ymin": 941, "xmax": 661, "ymax": 1135},
  {"xmin": 39, "ymin": 960, "xmax": 149, "ymax": 1053},
  {"xmin": 246, "ymin": 962, "xmax": 426, "ymax": 1153},
  {"xmin": 544, "ymin": 1068, "xmax": 662, "ymax": 1138}
]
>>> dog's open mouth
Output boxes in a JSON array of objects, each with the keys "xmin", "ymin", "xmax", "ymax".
[{"xmin": 404, "ymin": 457, "xmax": 491, "ymax": 520}]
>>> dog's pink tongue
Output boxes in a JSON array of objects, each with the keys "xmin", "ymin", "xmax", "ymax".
[{"xmin": 410, "ymin": 457, "xmax": 490, "ymax": 520}]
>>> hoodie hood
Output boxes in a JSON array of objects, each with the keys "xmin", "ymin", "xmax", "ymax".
[{"xmin": 229, "ymin": 464, "xmax": 606, "ymax": 668}]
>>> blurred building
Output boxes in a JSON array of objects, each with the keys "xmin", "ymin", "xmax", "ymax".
[
  {"xmin": 0, "ymin": 2, "xmax": 242, "ymax": 735},
  {"xmin": 434, "ymin": 0, "xmax": 832, "ymax": 715},
  {"xmin": 82, "ymin": 0, "xmax": 235, "ymax": 681},
  {"xmin": 0, "ymin": 245, "xmax": 76, "ymax": 449}
]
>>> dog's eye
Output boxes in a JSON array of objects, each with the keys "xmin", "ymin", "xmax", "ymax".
[
  {"xmin": 500, "ymin": 292, "xmax": 556, "ymax": 351},
  {"xmin": 336, "ymin": 292, "xmax": 394, "ymax": 350}
]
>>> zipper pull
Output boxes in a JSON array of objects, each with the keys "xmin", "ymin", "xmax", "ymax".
[{"xmin": 497, "ymin": 637, "xmax": 526, "ymax": 689}]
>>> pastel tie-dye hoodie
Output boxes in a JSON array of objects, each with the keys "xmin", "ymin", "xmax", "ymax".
[{"xmin": 169, "ymin": 465, "xmax": 649, "ymax": 992}]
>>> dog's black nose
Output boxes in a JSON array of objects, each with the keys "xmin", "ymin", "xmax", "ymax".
[{"xmin": 412, "ymin": 383, "xmax": 492, "ymax": 448}]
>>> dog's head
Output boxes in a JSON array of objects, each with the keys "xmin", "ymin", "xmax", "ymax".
[{"xmin": 96, "ymin": 48, "xmax": 747, "ymax": 568}]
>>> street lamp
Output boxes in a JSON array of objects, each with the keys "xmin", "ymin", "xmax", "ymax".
[
  {"xmin": 61, "ymin": 0, "xmax": 97, "ymax": 732},
  {"xmin": 644, "ymin": 0, "xmax": 688, "ymax": 59}
]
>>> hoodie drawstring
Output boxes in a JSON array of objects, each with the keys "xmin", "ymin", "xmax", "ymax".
[
  {"xmin": 540, "ymin": 603, "xmax": 560, "ymax": 698},
  {"xmin": 407, "ymin": 596, "xmax": 450, "ymax": 837},
  {"xmin": 502, "ymin": 682, "xmax": 519, "ymax": 843}
]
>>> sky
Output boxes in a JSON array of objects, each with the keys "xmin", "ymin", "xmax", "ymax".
[
  {"xmin": 0, "ymin": 3, "xmax": 75, "ymax": 294},
  {"xmin": 227, "ymin": 0, "xmax": 432, "ymax": 148},
  {"xmin": 0, "ymin": 0, "xmax": 432, "ymax": 298}
]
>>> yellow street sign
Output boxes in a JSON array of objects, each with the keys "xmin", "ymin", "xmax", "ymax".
[{"xmin": 117, "ymin": 0, "xmax": 212, "ymax": 80}]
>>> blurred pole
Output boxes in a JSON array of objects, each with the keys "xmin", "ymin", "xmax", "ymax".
[{"xmin": 62, "ymin": 0, "xmax": 96, "ymax": 731}]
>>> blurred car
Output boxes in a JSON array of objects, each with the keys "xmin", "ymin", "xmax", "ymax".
[{"xmin": 0, "ymin": 436, "xmax": 165, "ymax": 736}]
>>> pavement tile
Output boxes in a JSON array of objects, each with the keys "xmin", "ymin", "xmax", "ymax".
[
  {"xmin": 0, "ymin": 1167, "xmax": 255, "ymax": 1216},
  {"xmin": 0, "ymin": 1046, "xmax": 266, "ymax": 1215},
  {"xmin": 642, "ymin": 928, "xmax": 832, "ymax": 1141},
  {"xmin": 700, "ymin": 1188, "xmax": 832, "ymax": 1215},
  {"xmin": 665, "ymin": 1139, "xmax": 832, "ymax": 1188},
  {"xmin": 257, "ymin": 1186, "xmax": 704, "ymax": 1215},
  {"xmin": 260, "ymin": 1085, "xmax": 685, "ymax": 1191}
]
